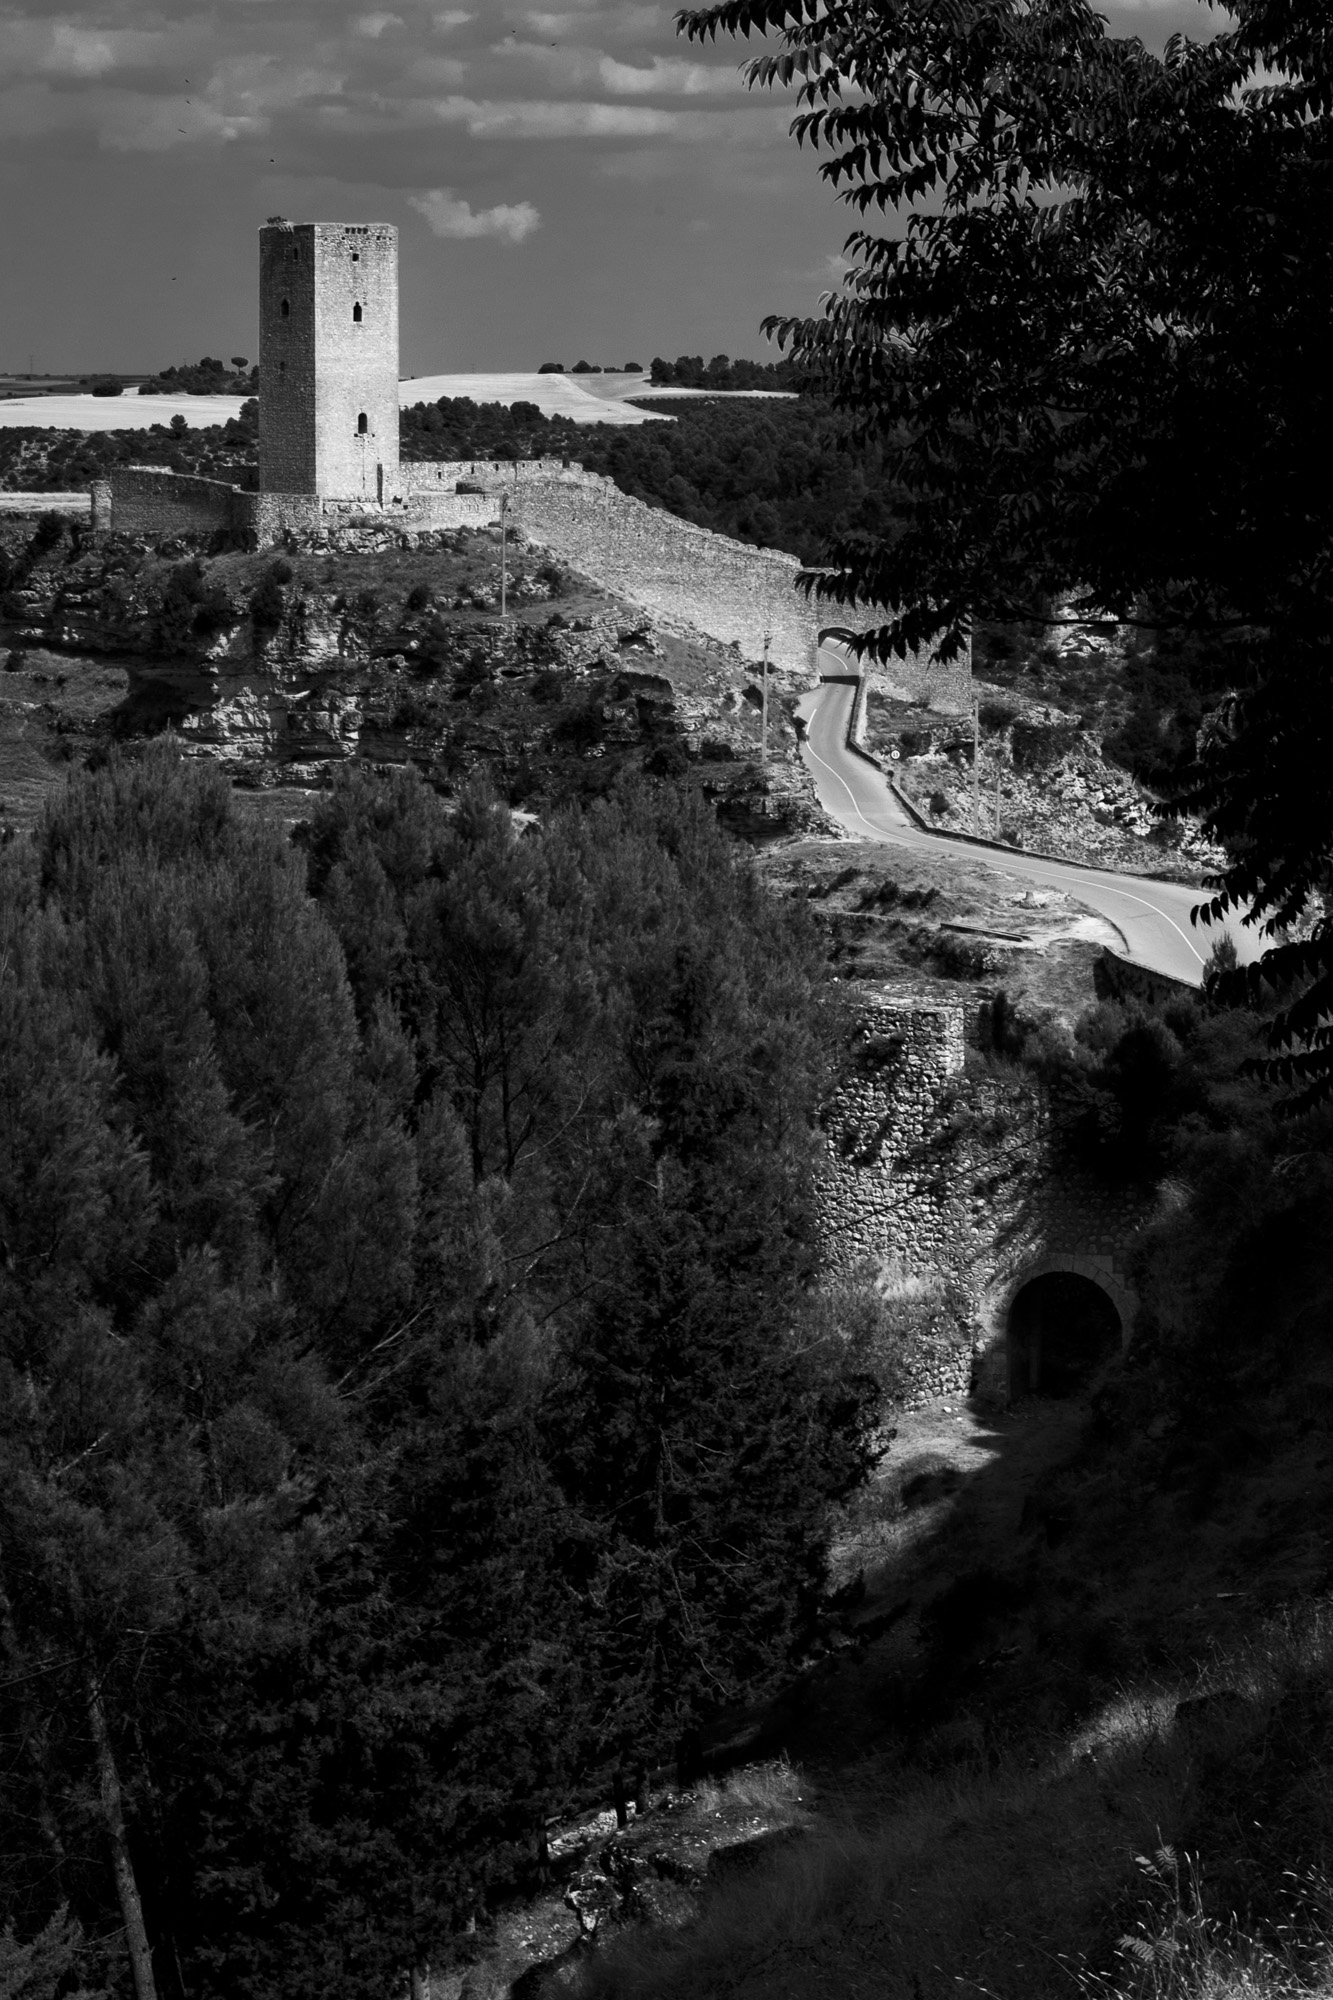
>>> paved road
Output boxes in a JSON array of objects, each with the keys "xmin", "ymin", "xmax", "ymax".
[{"xmin": 798, "ymin": 668, "xmax": 1261, "ymax": 986}]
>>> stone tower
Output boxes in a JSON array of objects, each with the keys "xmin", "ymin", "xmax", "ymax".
[{"xmin": 258, "ymin": 220, "xmax": 401, "ymax": 502}]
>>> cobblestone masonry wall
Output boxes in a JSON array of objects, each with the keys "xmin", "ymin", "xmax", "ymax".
[
  {"xmin": 103, "ymin": 480, "xmax": 496, "ymax": 545},
  {"xmin": 101, "ymin": 467, "xmax": 250, "ymax": 539},
  {"xmin": 508, "ymin": 472, "xmax": 972, "ymax": 700},
  {"xmin": 821, "ymin": 997, "xmax": 1156, "ymax": 1406}
]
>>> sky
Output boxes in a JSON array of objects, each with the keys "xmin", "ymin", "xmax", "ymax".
[{"xmin": 0, "ymin": 0, "xmax": 1231, "ymax": 377}]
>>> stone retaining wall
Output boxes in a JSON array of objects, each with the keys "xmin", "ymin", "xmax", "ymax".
[
  {"xmin": 821, "ymin": 994, "xmax": 1157, "ymax": 1405},
  {"xmin": 820, "ymin": 998, "xmax": 968, "ymax": 1282}
]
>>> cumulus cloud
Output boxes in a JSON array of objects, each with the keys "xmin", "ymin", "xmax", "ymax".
[
  {"xmin": 431, "ymin": 93, "xmax": 685, "ymax": 137},
  {"xmin": 524, "ymin": 6, "xmax": 665, "ymax": 39},
  {"xmin": 46, "ymin": 24, "xmax": 118, "ymax": 75},
  {"xmin": 409, "ymin": 186, "xmax": 541, "ymax": 241},
  {"xmin": 0, "ymin": 0, "xmax": 774, "ymax": 163},
  {"xmin": 498, "ymin": 42, "xmax": 739, "ymax": 96},
  {"xmin": 599, "ymin": 55, "xmax": 739, "ymax": 95},
  {"xmin": 404, "ymin": 54, "xmax": 468, "ymax": 85},
  {"xmin": 428, "ymin": 93, "xmax": 781, "ymax": 140},
  {"xmin": 0, "ymin": 17, "xmax": 173, "ymax": 81}
]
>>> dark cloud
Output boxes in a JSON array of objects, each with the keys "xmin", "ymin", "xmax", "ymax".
[{"xmin": 2, "ymin": 0, "xmax": 1232, "ymax": 374}]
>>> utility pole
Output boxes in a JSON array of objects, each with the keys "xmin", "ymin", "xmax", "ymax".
[
  {"xmin": 972, "ymin": 689, "xmax": 981, "ymax": 834},
  {"xmin": 499, "ymin": 491, "xmax": 509, "ymax": 619},
  {"xmin": 760, "ymin": 628, "xmax": 770, "ymax": 764}
]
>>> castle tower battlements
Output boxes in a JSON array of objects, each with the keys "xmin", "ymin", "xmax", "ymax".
[{"xmin": 258, "ymin": 220, "xmax": 400, "ymax": 502}]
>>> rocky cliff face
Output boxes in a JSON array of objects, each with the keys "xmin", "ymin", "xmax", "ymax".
[
  {"xmin": 0, "ymin": 514, "xmax": 824, "ymax": 834},
  {"xmin": 864, "ymin": 688, "xmax": 1226, "ymax": 881}
]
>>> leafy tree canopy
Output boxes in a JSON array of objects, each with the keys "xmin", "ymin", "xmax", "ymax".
[
  {"xmin": 0, "ymin": 748, "xmax": 875, "ymax": 2000},
  {"xmin": 678, "ymin": 0, "xmax": 1333, "ymax": 1094}
]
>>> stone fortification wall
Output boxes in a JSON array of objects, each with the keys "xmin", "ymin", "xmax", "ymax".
[
  {"xmin": 251, "ymin": 493, "xmax": 322, "ymax": 543},
  {"xmin": 95, "ymin": 450, "xmax": 968, "ymax": 716},
  {"xmin": 100, "ymin": 478, "xmax": 497, "ymax": 547},
  {"xmin": 102, "ymin": 468, "xmax": 250, "ymax": 540},
  {"xmin": 395, "ymin": 457, "xmax": 970, "ymax": 701},
  {"xmin": 387, "ymin": 492, "xmax": 500, "ymax": 532},
  {"xmin": 401, "ymin": 457, "xmax": 570, "ymax": 490},
  {"xmin": 510, "ymin": 472, "xmax": 971, "ymax": 700}
]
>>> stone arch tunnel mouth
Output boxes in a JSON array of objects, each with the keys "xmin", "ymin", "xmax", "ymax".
[{"xmin": 1007, "ymin": 1270, "xmax": 1122, "ymax": 1400}]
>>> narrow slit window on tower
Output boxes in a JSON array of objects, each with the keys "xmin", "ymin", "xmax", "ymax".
[
  {"xmin": 357, "ymin": 412, "xmax": 368, "ymax": 435},
  {"xmin": 280, "ymin": 298, "xmax": 290, "ymax": 318},
  {"xmin": 352, "ymin": 302, "xmax": 363, "ymax": 323}
]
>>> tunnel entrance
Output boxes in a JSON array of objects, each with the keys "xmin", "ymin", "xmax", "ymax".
[{"xmin": 1008, "ymin": 1271, "xmax": 1121, "ymax": 1399}]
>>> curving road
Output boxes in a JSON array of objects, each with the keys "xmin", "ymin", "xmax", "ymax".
[{"xmin": 798, "ymin": 666, "xmax": 1261, "ymax": 987}]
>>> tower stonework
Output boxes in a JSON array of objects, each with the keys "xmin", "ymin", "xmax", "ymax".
[{"xmin": 258, "ymin": 221, "xmax": 400, "ymax": 501}]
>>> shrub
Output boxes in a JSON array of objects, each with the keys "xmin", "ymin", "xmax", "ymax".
[
  {"xmin": 979, "ymin": 699, "xmax": 1019, "ymax": 734},
  {"xmin": 248, "ymin": 569, "xmax": 286, "ymax": 636},
  {"xmin": 1011, "ymin": 718, "xmax": 1082, "ymax": 771},
  {"xmin": 155, "ymin": 558, "xmax": 232, "ymax": 649},
  {"xmin": 90, "ymin": 378, "xmax": 124, "ymax": 397},
  {"xmin": 644, "ymin": 738, "xmax": 690, "ymax": 779},
  {"xmin": 552, "ymin": 697, "xmax": 605, "ymax": 750},
  {"xmin": 405, "ymin": 582, "xmax": 431, "ymax": 613}
]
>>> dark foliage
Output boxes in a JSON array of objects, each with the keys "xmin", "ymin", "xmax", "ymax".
[
  {"xmin": 0, "ymin": 400, "xmax": 259, "ymax": 495},
  {"xmin": 647, "ymin": 353, "xmax": 804, "ymax": 390},
  {"xmin": 399, "ymin": 393, "xmax": 896, "ymax": 564},
  {"xmin": 0, "ymin": 749, "xmax": 875, "ymax": 2000},
  {"xmin": 679, "ymin": 0, "xmax": 1333, "ymax": 1099},
  {"xmin": 137, "ymin": 357, "xmax": 258, "ymax": 397}
]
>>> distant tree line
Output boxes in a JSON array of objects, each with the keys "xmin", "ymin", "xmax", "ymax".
[
  {"xmin": 137, "ymin": 357, "xmax": 258, "ymax": 397},
  {"xmin": 399, "ymin": 393, "xmax": 897, "ymax": 564},
  {"xmin": 648, "ymin": 354, "xmax": 805, "ymax": 391},
  {"xmin": 0, "ymin": 748, "xmax": 876, "ymax": 2000},
  {"xmin": 0, "ymin": 402, "xmax": 258, "ymax": 494}
]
